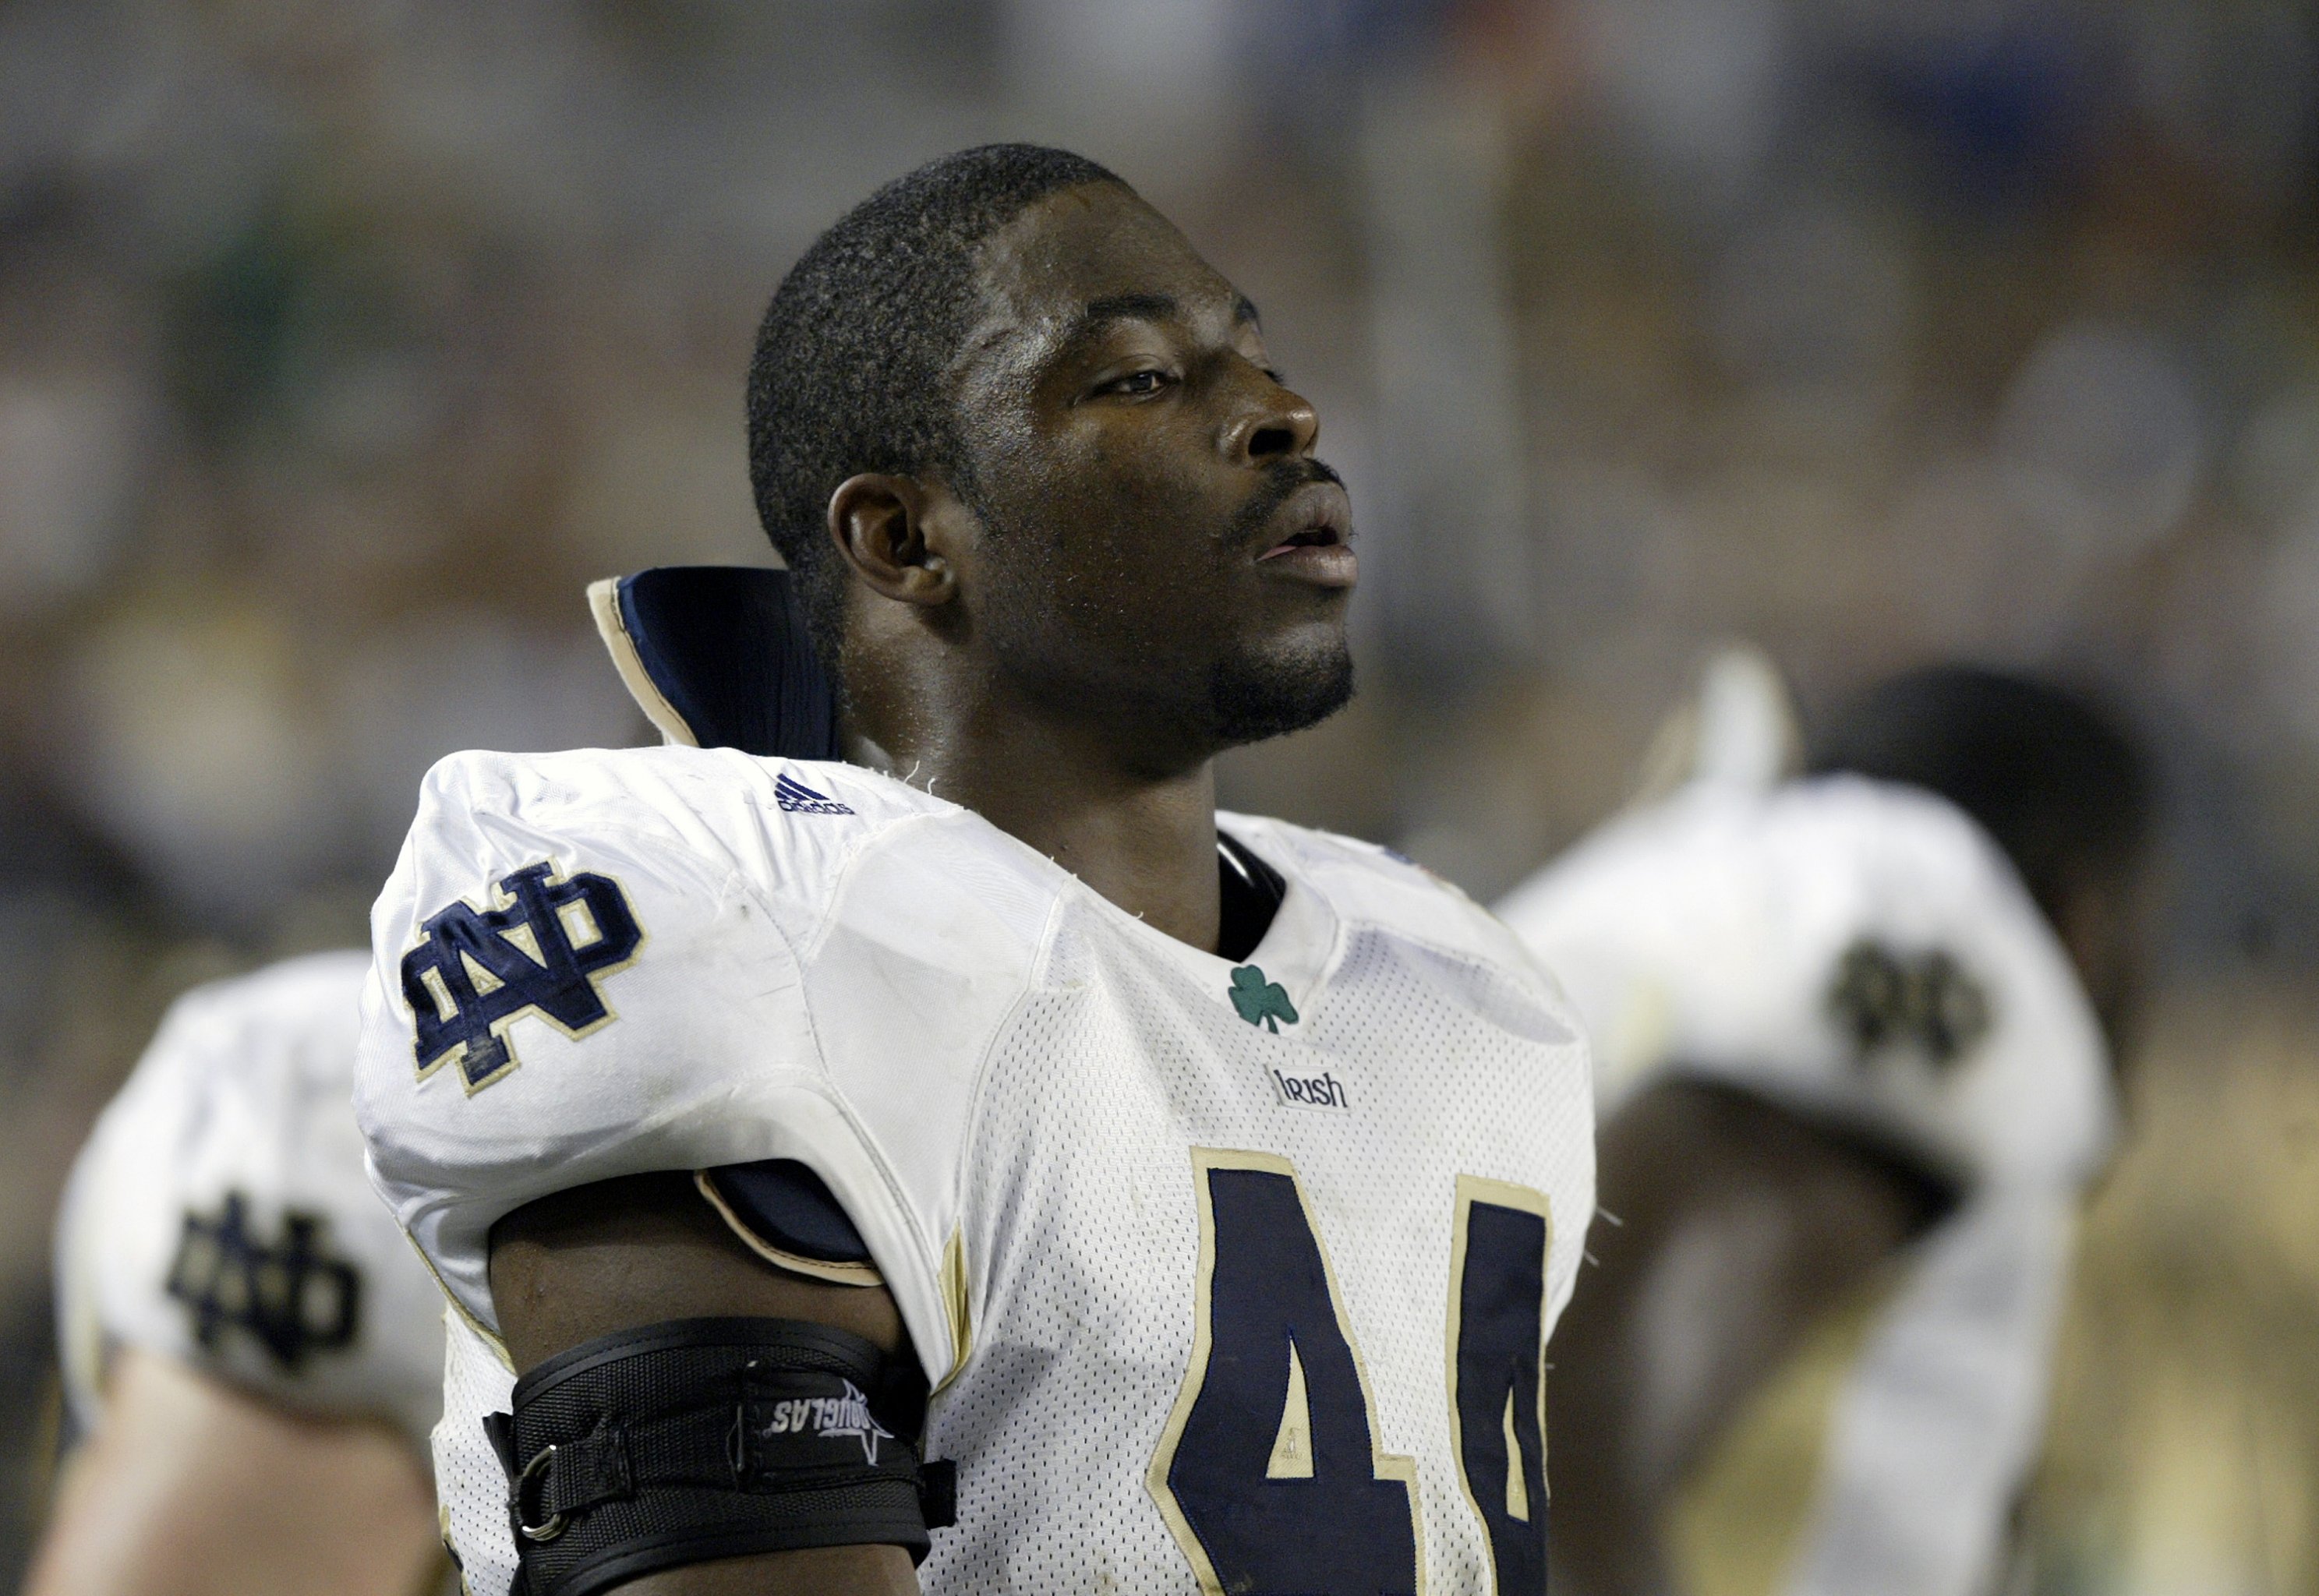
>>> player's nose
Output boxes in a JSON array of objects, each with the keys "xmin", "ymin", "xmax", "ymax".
[{"xmin": 1222, "ymin": 374, "xmax": 1319, "ymax": 466}]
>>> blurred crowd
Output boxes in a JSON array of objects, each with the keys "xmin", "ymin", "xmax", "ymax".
[{"xmin": 2, "ymin": 0, "xmax": 2316, "ymax": 1588}]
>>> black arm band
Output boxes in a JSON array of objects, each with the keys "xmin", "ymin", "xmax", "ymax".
[{"xmin": 483, "ymin": 1317, "xmax": 954, "ymax": 1596}]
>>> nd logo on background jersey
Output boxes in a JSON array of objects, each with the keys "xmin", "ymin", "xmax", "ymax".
[
  {"xmin": 166, "ymin": 1192, "xmax": 361, "ymax": 1371},
  {"xmin": 400, "ymin": 860, "xmax": 642, "ymax": 1092},
  {"xmin": 1826, "ymin": 937, "xmax": 1992, "ymax": 1072}
]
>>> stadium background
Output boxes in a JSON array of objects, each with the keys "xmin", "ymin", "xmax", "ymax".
[{"xmin": 1, "ymin": 0, "xmax": 2314, "ymax": 1587}]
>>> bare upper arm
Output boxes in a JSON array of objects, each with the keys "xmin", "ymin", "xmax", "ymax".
[
  {"xmin": 486, "ymin": 1171, "xmax": 919, "ymax": 1596},
  {"xmin": 1545, "ymin": 1079, "xmax": 1955, "ymax": 1596},
  {"xmin": 23, "ymin": 1346, "xmax": 444, "ymax": 1596}
]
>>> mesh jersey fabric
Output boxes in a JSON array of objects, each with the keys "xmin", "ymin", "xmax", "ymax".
[
  {"xmin": 1492, "ymin": 774, "xmax": 2114, "ymax": 1596},
  {"xmin": 56, "ymin": 951, "xmax": 447, "ymax": 1449},
  {"xmin": 356, "ymin": 747, "xmax": 1595, "ymax": 1594}
]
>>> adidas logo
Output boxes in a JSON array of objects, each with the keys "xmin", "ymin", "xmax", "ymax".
[{"xmin": 776, "ymin": 773, "xmax": 854, "ymax": 815}]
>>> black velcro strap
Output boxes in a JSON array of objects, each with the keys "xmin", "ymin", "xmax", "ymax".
[{"xmin": 497, "ymin": 1317, "xmax": 948, "ymax": 1596}]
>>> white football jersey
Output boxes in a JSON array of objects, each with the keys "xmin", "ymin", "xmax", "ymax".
[
  {"xmin": 355, "ymin": 747, "xmax": 1595, "ymax": 1596},
  {"xmin": 1494, "ymin": 775, "xmax": 2115, "ymax": 1596},
  {"xmin": 58, "ymin": 952, "xmax": 447, "ymax": 1449}
]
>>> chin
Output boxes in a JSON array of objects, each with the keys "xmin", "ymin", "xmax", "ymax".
[{"xmin": 1206, "ymin": 634, "xmax": 1356, "ymax": 747}]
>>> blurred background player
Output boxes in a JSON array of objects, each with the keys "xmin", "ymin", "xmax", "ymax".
[
  {"xmin": 1496, "ymin": 655, "xmax": 2150, "ymax": 1596},
  {"xmin": 24, "ymin": 952, "xmax": 451, "ymax": 1596}
]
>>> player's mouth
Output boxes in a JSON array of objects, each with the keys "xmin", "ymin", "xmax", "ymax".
[{"xmin": 1255, "ymin": 482, "xmax": 1357, "ymax": 589}]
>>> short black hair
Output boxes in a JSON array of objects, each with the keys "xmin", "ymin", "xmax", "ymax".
[
  {"xmin": 745, "ymin": 143, "xmax": 1125, "ymax": 677},
  {"xmin": 1808, "ymin": 665, "xmax": 2150, "ymax": 920}
]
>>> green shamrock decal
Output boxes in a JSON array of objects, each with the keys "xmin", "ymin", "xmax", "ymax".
[{"xmin": 1228, "ymin": 965, "xmax": 1299, "ymax": 1033}]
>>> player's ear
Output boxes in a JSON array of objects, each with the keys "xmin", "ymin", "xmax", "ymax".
[{"xmin": 827, "ymin": 473, "xmax": 967, "ymax": 609}]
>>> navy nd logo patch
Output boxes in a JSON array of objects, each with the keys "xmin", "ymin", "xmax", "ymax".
[
  {"xmin": 1827, "ymin": 937, "xmax": 1992, "ymax": 1071},
  {"xmin": 401, "ymin": 860, "xmax": 642, "ymax": 1092},
  {"xmin": 165, "ymin": 1192, "xmax": 361, "ymax": 1371}
]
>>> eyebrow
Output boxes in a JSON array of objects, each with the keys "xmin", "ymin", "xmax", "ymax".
[
  {"xmin": 1078, "ymin": 291, "xmax": 1179, "ymax": 330},
  {"xmin": 1060, "ymin": 291, "xmax": 1264, "ymax": 348}
]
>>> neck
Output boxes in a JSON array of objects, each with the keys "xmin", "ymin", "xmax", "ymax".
[{"xmin": 846, "ymin": 687, "xmax": 1224, "ymax": 953}]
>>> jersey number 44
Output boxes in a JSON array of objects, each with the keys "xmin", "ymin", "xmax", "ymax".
[{"xmin": 1149, "ymin": 1150, "xmax": 1551, "ymax": 1596}]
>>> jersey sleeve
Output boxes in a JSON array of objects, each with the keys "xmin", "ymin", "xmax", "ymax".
[
  {"xmin": 55, "ymin": 953, "xmax": 447, "ymax": 1446},
  {"xmin": 353, "ymin": 747, "xmax": 963, "ymax": 1384},
  {"xmin": 1494, "ymin": 779, "xmax": 2114, "ymax": 1188}
]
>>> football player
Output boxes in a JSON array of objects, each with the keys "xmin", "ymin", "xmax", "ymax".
[
  {"xmin": 1495, "ymin": 660, "xmax": 2149, "ymax": 1596},
  {"xmin": 27, "ymin": 952, "xmax": 451, "ymax": 1596},
  {"xmin": 353, "ymin": 145, "xmax": 1594, "ymax": 1596}
]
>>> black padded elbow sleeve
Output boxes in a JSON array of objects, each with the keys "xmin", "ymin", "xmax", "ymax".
[{"xmin": 483, "ymin": 1317, "xmax": 953, "ymax": 1596}]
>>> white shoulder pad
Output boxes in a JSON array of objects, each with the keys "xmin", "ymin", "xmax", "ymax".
[
  {"xmin": 356, "ymin": 747, "xmax": 1049, "ymax": 1388},
  {"xmin": 1227, "ymin": 814, "xmax": 1578, "ymax": 1053},
  {"xmin": 1494, "ymin": 776, "xmax": 2114, "ymax": 1187},
  {"xmin": 1235, "ymin": 815, "xmax": 1555, "ymax": 987},
  {"xmin": 57, "ymin": 952, "xmax": 446, "ymax": 1445}
]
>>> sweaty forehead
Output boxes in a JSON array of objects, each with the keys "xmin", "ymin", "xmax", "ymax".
[{"xmin": 963, "ymin": 184, "xmax": 1240, "ymax": 372}]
